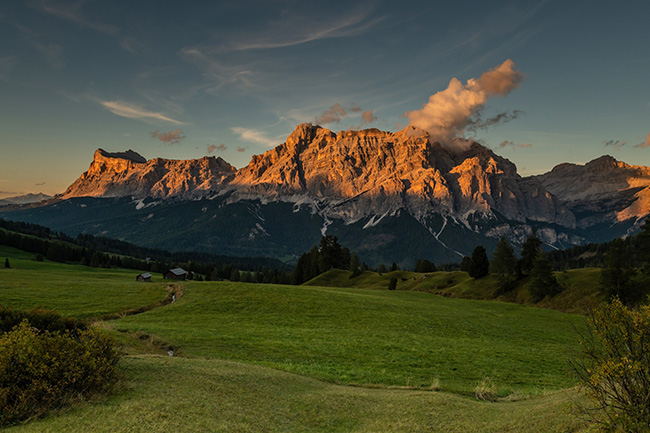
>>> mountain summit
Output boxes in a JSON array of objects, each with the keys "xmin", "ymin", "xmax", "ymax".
[
  {"xmin": 225, "ymin": 124, "xmax": 573, "ymax": 229},
  {"xmin": 3, "ymin": 124, "xmax": 649, "ymax": 265}
]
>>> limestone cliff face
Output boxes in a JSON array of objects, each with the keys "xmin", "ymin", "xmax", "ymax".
[
  {"xmin": 535, "ymin": 155, "xmax": 650, "ymax": 226},
  {"xmin": 61, "ymin": 149, "xmax": 236, "ymax": 199},
  {"xmin": 226, "ymin": 124, "xmax": 574, "ymax": 228}
]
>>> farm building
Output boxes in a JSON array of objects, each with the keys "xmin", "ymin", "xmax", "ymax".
[
  {"xmin": 136, "ymin": 272, "xmax": 152, "ymax": 282},
  {"xmin": 163, "ymin": 268, "xmax": 188, "ymax": 280}
]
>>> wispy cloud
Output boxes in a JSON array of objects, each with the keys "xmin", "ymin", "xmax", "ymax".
[
  {"xmin": 14, "ymin": 23, "xmax": 63, "ymax": 67},
  {"xmin": 604, "ymin": 139, "xmax": 627, "ymax": 149},
  {"xmin": 633, "ymin": 133, "xmax": 650, "ymax": 149},
  {"xmin": 33, "ymin": 0, "xmax": 136, "ymax": 52},
  {"xmin": 231, "ymin": 127, "xmax": 279, "ymax": 147},
  {"xmin": 207, "ymin": 143, "xmax": 227, "ymax": 153},
  {"xmin": 179, "ymin": 47, "xmax": 257, "ymax": 89},
  {"xmin": 151, "ymin": 129, "xmax": 185, "ymax": 145},
  {"xmin": 97, "ymin": 100, "xmax": 184, "ymax": 124},
  {"xmin": 237, "ymin": 146, "xmax": 247, "ymax": 152},
  {"xmin": 0, "ymin": 56, "xmax": 17, "ymax": 81},
  {"xmin": 216, "ymin": 8, "xmax": 381, "ymax": 53},
  {"xmin": 35, "ymin": 182, "xmax": 46, "ymax": 186},
  {"xmin": 498, "ymin": 140, "xmax": 531, "ymax": 149}
]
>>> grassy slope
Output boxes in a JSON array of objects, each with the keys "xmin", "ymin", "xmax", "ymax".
[
  {"xmin": 0, "ymin": 247, "xmax": 593, "ymax": 432},
  {"xmin": 6, "ymin": 356, "xmax": 587, "ymax": 433},
  {"xmin": 306, "ymin": 268, "xmax": 605, "ymax": 313},
  {"xmin": 0, "ymin": 245, "xmax": 168, "ymax": 318},
  {"xmin": 111, "ymin": 281, "xmax": 584, "ymax": 396}
]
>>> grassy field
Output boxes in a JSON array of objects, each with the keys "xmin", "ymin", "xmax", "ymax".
[
  {"xmin": 0, "ymin": 245, "xmax": 594, "ymax": 431},
  {"xmin": 111, "ymin": 281, "xmax": 585, "ymax": 396},
  {"xmin": 5, "ymin": 356, "xmax": 588, "ymax": 433},
  {"xmin": 0, "ymin": 245, "xmax": 168, "ymax": 318}
]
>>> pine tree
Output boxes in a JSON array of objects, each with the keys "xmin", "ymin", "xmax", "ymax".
[
  {"xmin": 635, "ymin": 219, "xmax": 650, "ymax": 272},
  {"xmin": 519, "ymin": 232, "xmax": 542, "ymax": 276},
  {"xmin": 601, "ymin": 238, "xmax": 637, "ymax": 303},
  {"xmin": 528, "ymin": 252, "xmax": 559, "ymax": 302},
  {"xmin": 491, "ymin": 237, "xmax": 517, "ymax": 291},
  {"xmin": 469, "ymin": 246, "xmax": 489, "ymax": 278},
  {"xmin": 4, "ymin": 258, "xmax": 9, "ymax": 269},
  {"xmin": 388, "ymin": 277, "xmax": 397, "ymax": 290},
  {"xmin": 349, "ymin": 253, "xmax": 362, "ymax": 278}
]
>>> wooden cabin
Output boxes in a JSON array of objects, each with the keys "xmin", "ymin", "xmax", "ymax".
[
  {"xmin": 136, "ymin": 272, "xmax": 152, "ymax": 282},
  {"xmin": 163, "ymin": 268, "xmax": 188, "ymax": 281}
]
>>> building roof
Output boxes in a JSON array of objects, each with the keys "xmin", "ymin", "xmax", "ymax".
[
  {"xmin": 138, "ymin": 272, "xmax": 152, "ymax": 279},
  {"xmin": 167, "ymin": 268, "xmax": 187, "ymax": 276}
]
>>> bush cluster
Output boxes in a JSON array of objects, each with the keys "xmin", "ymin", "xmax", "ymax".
[
  {"xmin": 573, "ymin": 299, "xmax": 650, "ymax": 432},
  {"xmin": 0, "ymin": 308, "xmax": 120, "ymax": 426}
]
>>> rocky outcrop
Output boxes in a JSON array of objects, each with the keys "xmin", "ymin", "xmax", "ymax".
[
  {"xmin": 534, "ymin": 155, "xmax": 650, "ymax": 227},
  {"xmin": 61, "ymin": 149, "xmax": 236, "ymax": 199}
]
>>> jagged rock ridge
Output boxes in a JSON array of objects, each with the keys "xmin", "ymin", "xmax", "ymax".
[
  {"xmin": 225, "ymin": 124, "xmax": 574, "ymax": 231},
  {"xmin": 61, "ymin": 148, "xmax": 236, "ymax": 199}
]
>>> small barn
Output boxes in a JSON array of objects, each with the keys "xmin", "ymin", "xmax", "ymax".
[
  {"xmin": 136, "ymin": 272, "xmax": 152, "ymax": 282},
  {"xmin": 163, "ymin": 267, "xmax": 188, "ymax": 281}
]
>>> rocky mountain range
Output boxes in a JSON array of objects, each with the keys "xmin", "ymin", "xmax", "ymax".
[
  {"xmin": 2, "ymin": 124, "xmax": 649, "ymax": 266},
  {"xmin": 0, "ymin": 193, "xmax": 52, "ymax": 206}
]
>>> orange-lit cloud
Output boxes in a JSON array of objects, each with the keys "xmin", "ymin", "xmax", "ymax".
[
  {"xmin": 207, "ymin": 144, "xmax": 227, "ymax": 153},
  {"xmin": 151, "ymin": 129, "xmax": 186, "ymax": 145},
  {"xmin": 634, "ymin": 132, "xmax": 650, "ymax": 149},
  {"xmin": 315, "ymin": 103, "xmax": 347, "ymax": 124},
  {"xmin": 406, "ymin": 59, "xmax": 524, "ymax": 151},
  {"xmin": 351, "ymin": 110, "xmax": 378, "ymax": 129}
]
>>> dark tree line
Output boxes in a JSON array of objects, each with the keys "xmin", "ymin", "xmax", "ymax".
[
  {"xmin": 459, "ymin": 232, "xmax": 560, "ymax": 301},
  {"xmin": 0, "ymin": 219, "xmax": 291, "ymax": 283},
  {"xmin": 292, "ymin": 235, "xmax": 354, "ymax": 284}
]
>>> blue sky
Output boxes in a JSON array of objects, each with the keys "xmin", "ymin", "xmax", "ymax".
[{"xmin": 1, "ymin": 0, "xmax": 649, "ymax": 197}]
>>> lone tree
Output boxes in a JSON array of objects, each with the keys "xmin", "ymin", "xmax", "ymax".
[
  {"xmin": 528, "ymin": 252, "xmax": 560, "ymax": 302},
  {"xmin": 600, "ymin": 238, "xmax": 637, "ymax": 304},
  {"xmin": 349, "ymin": 253, "xmax": 362, "ymax": 278},
  {"xmin": 464, "ymin": 245, "xmax": 489, "ymax": 278},
  {"xmin": 573, "ymin": 299, "xmax": 650, "ymax": 431},
  {"xmin": 4, "ymin": 258, "xmax": 9, "ymax": 269},
  {"xmin": 491, "ymin": 237, "xmax": 517, "ymax": 292},
  {"xmin": 388, "ymin": 277, "xmax": 397, "ymax": 291},
  {"xmin": 519, "ymin": 231, "xmax": 542, "ymax": 276}
]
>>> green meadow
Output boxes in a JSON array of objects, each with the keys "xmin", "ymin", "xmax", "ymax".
[{"xmin": 0, "ymin": 245, "xmax": 593, "ymax": 432}]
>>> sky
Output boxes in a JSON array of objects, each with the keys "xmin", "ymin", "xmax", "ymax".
[{"xmin": 1, "ymin": 0, "xmax": 649, "ymax": 198}]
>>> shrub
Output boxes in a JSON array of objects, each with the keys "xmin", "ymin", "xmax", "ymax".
[
  {"xmin": 0, "ymin": 313, "xmax": 120, "ymax": 426},
  {"xmin": 572, "ymin": 299, "xmax": 650, "ymax": 432},
  {"xmin": 388, "ymin": 277, "xmax": 397, "ymax": 291},
  {"xmin": 0, "ymin": 307, "xmax": 85, "ymax": 334},
  {"xmin": 474, "ymin": 376, "xmax": 498, "ymax": 401}
]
